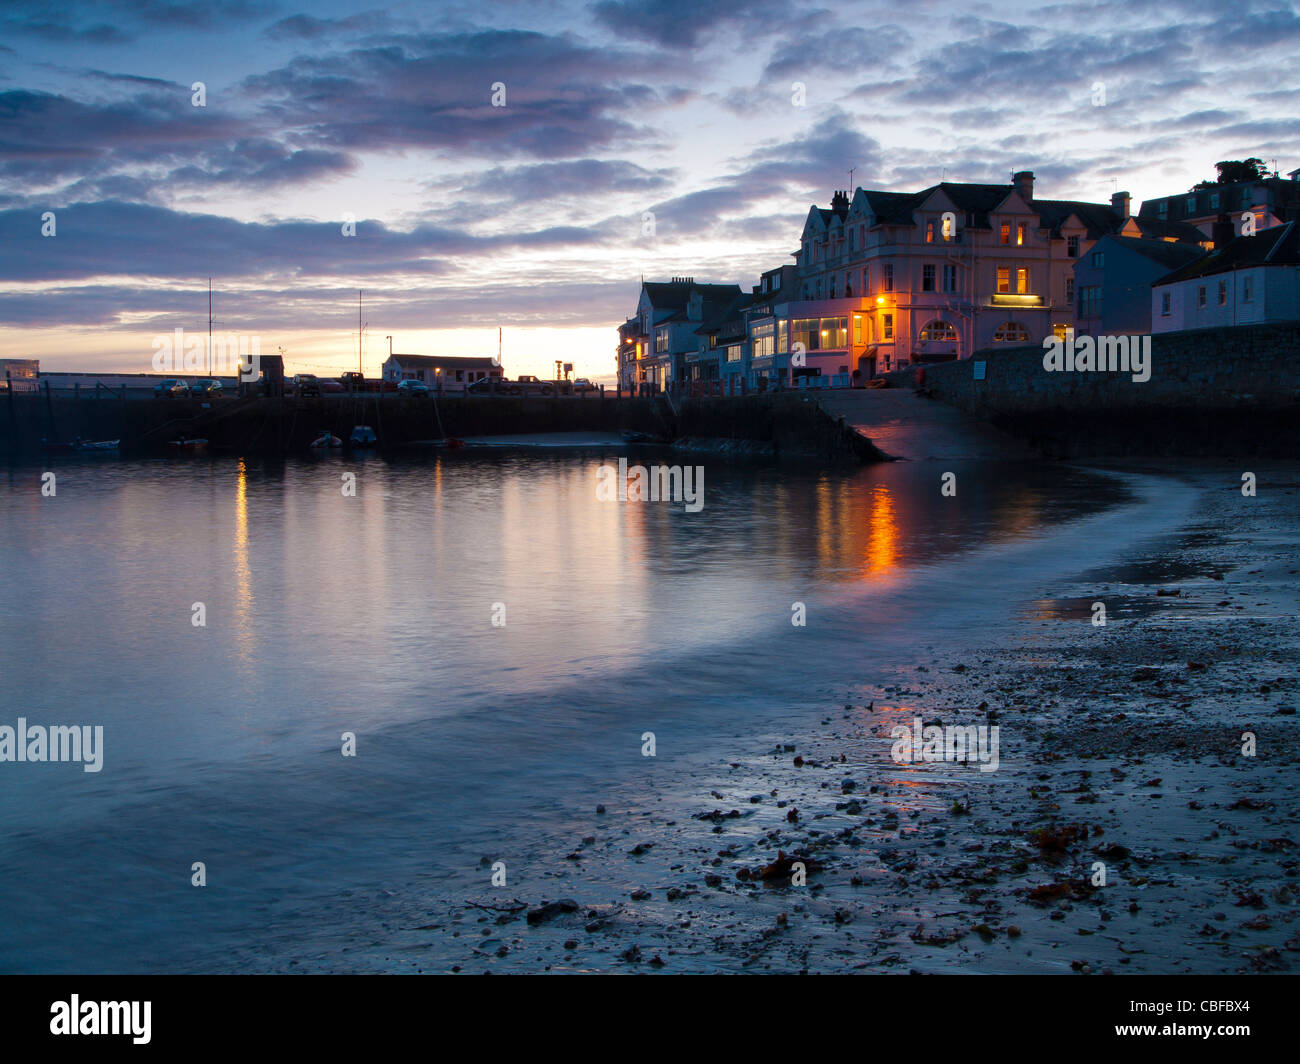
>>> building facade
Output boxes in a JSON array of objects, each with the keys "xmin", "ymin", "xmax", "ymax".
[
  {"xmin": 1072, "ymin": 235, "xmax": 1206, "ymax": 336},
  {"xmin": 382, "ymin": 354, "xmax": 503, "ymax": 392},
  {"xmin": 1152, "ymin": 221, "xmax": 1300, "ymax": 333}
]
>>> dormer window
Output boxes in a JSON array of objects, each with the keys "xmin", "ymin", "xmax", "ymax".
[
  {"xmin": 1017, "ymin": 222, "xmax": 1026, "ymax": 246},
  {"xmin": 926, "ymin": 221, "xmax": 935, "ymax": 243}
]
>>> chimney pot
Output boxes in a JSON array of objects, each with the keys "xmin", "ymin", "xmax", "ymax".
[
  {"xmin": 1111, "ymin": 190, "xmax": 1131, "ymax": 218},
  {"xmin": 1012, "ymin": 170, "xmax": 1034, "ymax": 201}
]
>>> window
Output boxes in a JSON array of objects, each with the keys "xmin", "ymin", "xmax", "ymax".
[
  {"xmin": 1186, "ymin": 196, "xmax": 1196, "ymax": 213},
  {"xmin": 943, "ymin": 264, "xmax": 957, "ymax": 292},
  {"xmin": 920, "ymin": 320, "xmax": 957, "ymax": 341},
  {"xmin": 926, "ymin": 220, "xmax": 935, "ymax": 243},
  {"xmin": 751, "ymin": 321, "xmax": 774, "ymax": 359},
  {"xmin": 726, "ymin": 345, "xmax": 742, "ymax": 363},
  {"xmin": 1157, "ymin": 202, "xmax": 1168, "ymax": 219},
  {"xmin": 1217, "ymin": 280, "xmax": 1227, "ymax": 306},
  {"xmin": 1000, "ymin": 222, "xmax": 1010, "ymax": 245},
  {"xmin": 1078, "ymin": 285, "xmax": 1102, "ymax": 318},
  {"xmin": 993, "ymin": 322, "xmax": 1029, "ymax": 342},
  {"xmin": 1243, "ymin": 276, "xmax": 1254, "ymax": 303},
  {"xmin": 845, "ymin": 277, "xmax": 853, "ymax": 297},
  {"xmin": 456, "ymin": 370, "xmax": 464, "ymax": 382},
  {"xmin": 830, "ymin": 276, "xmax": 837, "ymax": 299},
  {"xmin": 1016, "ymin": 267, "xmax": 1029, "ymax": 293},
  {"xmin": 997, "ymin": 267, "xmax": 1011, "ymax": 293},
  {"xmin": 853, "ymin": 315, "xmax": 863, "ymax": 344},
  {"xmin": 922, "ymin": 264, "xmax": 936, "ymax": 292},
  {"xmin": 777, "ymin": 320, "xmax": 788, "ymax": 353},
  {"xmin": 1092, "ymin": 251, "xmax": 1104, "ymax": 268},
  {"xmin": 1017, "ymin": 222, "xmax": 1026, "ymax": 246},
  {"xmin": 882, "ymin": 314, "xmax": 894, "ymax": 340},
  {"xmin": 1160, "ymin": 292, "xmax": 1171, "ymax": 316},
  {"xmin": 849, "ymin": 228, "xmax": 855, "ymax": 251},
  {"xmin": 863, "ymin": 266, "xmax": 870, "ymax": 293},
  {"xmin": 1067, "ymin": 235, "xmax": 1080, "ymax": 258},
  {"xmin": 1066, "ymin": 277, "xmax": 1075, "ymax": 304},
  {"xmin": 882, "ymin": 264, "xmax": 894, "ymax": 292},
  {"xmin": 655, "ymin": 328, "xmax": 668, "ymax": 353},
  {"xmin": 1210, "ymin": 192, "xmax": 1220, "ymax": 209},
  {"xmin": 1197, "ymin": 286, "xmax": 1206, "ymax": 308}
]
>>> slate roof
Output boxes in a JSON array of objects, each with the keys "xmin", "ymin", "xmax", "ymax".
[
  {"xmin": 1098, "ymin": 235, "xmax": 1208, "ymax": 271},
  {"xmin": 1154, "ymin": 222, "xmax": 1299, "ymax": 285}
]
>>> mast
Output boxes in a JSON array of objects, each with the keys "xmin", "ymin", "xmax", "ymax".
[
  {"xmin": 208, "ymin": 277, "xmax": 212, "ymax": 377},
  {"xmin": 358, "ymin": 290, "xmax": 362, "ymax": 375}
]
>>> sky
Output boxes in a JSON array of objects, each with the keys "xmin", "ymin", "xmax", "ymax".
[{"xmin": 1, "ymin": 0, "xmax": 1298, "ymax": 381}]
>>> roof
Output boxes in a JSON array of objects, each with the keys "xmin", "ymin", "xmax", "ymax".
[
  {"xmin": 854, "ymin": 182, "xmax": 1120, "ymax": 237},
  {"xmin": 1095, "ymin": 235, "xmax": 1208, "ymax": 271},
  {"xmin": 1127, "ymin": 216, "xmax": 1207, "ymax": 242},
  {"xmin": 1153, "ymin": 222, "xmax": 1300, "ymax": 285},
  {"xmin": 641, "ymin": 280, "xmax": 741, "ymax": 311},
  {"xmin": 386, "ymin": 354, "xmax": 499, "ymax": 368}
]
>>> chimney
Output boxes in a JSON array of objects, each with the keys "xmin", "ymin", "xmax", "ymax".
[
  {"xmin": 830, "ymin": 189, "xmax": 849, "ymax": 212},
  {"xmin": 1211, "ymin": 213, "xmax": 1235, "ymax": 249},
  {"xmin": 1111, "ymin": 190, "xmax": 1131, "ymax": 218},
  {"xmin": 1012, "ymin": 170, "xmax": 1034, "ymax": 201}
]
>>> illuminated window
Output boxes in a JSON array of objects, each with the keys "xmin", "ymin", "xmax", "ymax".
[
  {"xmin": 920, "ymin": 319, "xmax": 957, "ymax": 341},
  {"xmin": 926, "ymin": 221, "xmax": 935, "ymax": 243},
  {"xmin": 1016, "ymin": 222, "xmax": 1025, "ymax": 245},
  {"xmin": 1016, "ymin": 267, "xmax": 1029, "ymax": 293},
  {"xmin": 997, "ymin": 267, "xmax": 1011, "ymax": 293},
  {"xmin": 1000, "ymin": 222, "xmax": 1010, "ymax": 245},
  {"xmin": 882, "ymin": 314, "xmax": 894, "ymax": 340},
  {"xmin": 994, "ymin": 321, "xmax": 1029, "ymax": 341}
]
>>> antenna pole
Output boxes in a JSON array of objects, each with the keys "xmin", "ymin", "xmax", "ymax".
[
  {"xmin": 208, "ymin": 277, "xmax": 212, "ymax": 378},
  {"xmin": 358, "ymin": 290, "xmax": 362, "ymax": 375}
]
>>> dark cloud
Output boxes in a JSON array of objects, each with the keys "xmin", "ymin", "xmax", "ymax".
[
  {"xmin": 265, "ymin": 11, "xmax": 396, "ymax": 40},
  {"xmin": 590, "ymin": 0, "xmax": 787, "ymax": 47}
]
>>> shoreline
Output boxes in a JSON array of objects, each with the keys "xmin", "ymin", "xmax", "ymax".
[{"xmin": 342, "ymin": 462, "xmax": 1299, "ymax": 974}]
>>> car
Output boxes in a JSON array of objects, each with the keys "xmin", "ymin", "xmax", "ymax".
[
  {"xmin": 320, "ymin": 378, "xmax": 345, "ymax": 394},
  {"xmin": 467, "ymin": 376, "xmax": 509, "ymax": 395},
  {"xmin": 572, "ymin": 378, "xmax": 596, "ymax": 394},
  {"xmin": 339, "ymin": 371, "xmax": 365, "ymax": 391},
  {"xmin": 397, "ymin": 378, "xmax": 430, "ymax": 397},
  {"xmin": 514, "ymin": 375, "xmax": 556, "ymax": 396},
  {"xmin": 189, "ymin": 378, "xmax": 223, "ymax": 397},
  {"xmin": 293, "ymin": 373, "xmax": 321, "ymax": 397},
  {"xmin": 154, "ymin": 378, "xmax": 189, "ymax": 398}
]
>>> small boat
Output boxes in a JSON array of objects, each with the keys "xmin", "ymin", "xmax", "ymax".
[
  {"xmin": 349, "ymin": 426, "xmax": 378, "ymax": 448},
  {"xmin": 622, "ymin": 430, "xmax": 657, "ymax": 444},
  {"xmin": 168, "ymin": 436, "xmax": 209, "ymax": 455},
  {"xmin": 41, "ymin": 437, "xmax": 76, "ymax": 454},
  {"xmin": 309, "ymin": 431, "xmax": 343, "ymax": 449},
  {"xmin": 75, "ymin": 438, "xmax": 120, "ymax": 453}
]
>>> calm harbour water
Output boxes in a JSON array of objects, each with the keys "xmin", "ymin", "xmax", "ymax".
[{"xmin": 0, "ymin": 449, "xmax": 1186, "ymax": 971}]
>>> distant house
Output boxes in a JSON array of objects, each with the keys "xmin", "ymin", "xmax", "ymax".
[
  {"xmin": 1139, "ymin": 172, "xmax": 1300, "ymax": 242},
  {"xmin": 629, "ymin": 278, "xmax": 742, "ymax": 393},
  {"xmin": 381, "ymin": 353, "xmax": 503, "ymax": 392},
  {"xmin": 1072, "ymin": 235, "xmax": 1206, "ymax": 336},
  {"xmin": 1152, "ymin": 220, "xmax": 1300, "ymax": 333},
  {"xmin": 0, "ymin": 358, "xmax": 39, "ymax": 393}
]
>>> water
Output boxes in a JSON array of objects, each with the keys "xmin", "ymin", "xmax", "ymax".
[{"xmin": 0, "ymin": 450, "xmax": 1187, "ymax": 971}]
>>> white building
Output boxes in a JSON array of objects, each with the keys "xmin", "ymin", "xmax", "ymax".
[
  {"xmin": 381, "ymin": 353, "xmax": 503, "ymax": 392},
  {"xmin": 1152, "ymin": 221, "xmax": 1300, "ymax": 332}
]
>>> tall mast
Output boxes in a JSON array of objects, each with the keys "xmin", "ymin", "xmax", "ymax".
[
  {"xmin": 208, "ymin": 277, "xmax": 212, "ymax": 377},
  {"xmin": 358, "ymin": 290, "xmax": 362, "ymax": 375}
]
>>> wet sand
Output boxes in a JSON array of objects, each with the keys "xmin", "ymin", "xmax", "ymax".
[{"xmin": 358, "ymin": 464, "xmax": 1298, "ymax": 974}]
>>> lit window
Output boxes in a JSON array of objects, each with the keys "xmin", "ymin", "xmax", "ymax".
[
  {"xmin": 926, "ymin": 221, "xmax": 935, "ymax": 243},
  {"xmin": 920, "ymin": 319, "xmax": 956, "ymax": 341},
  {"xmin": 997, "ymin": 267, "xmax": 1010, "ymax": 293},
  {"xmin": 1016, "ymin": 268, "xmax": 1029, "ymax": 293},
  {"xmin": 993, "ymin": 322, "xmax": 1029, "ymax": 341},
  {"xmin": 1000, "ymin": 222, "xmax": 1010, "ymax": 245},
  {"xmin": 882, "ymin": 314, "xmax": 894, "ymax": 340},
  {"xmin": 1017, "ymin": 222, "xmax": 1025, "ymax": 246}
]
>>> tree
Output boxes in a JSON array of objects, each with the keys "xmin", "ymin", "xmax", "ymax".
[{"xmin": 1191, "ymin": 159, "xmax": 1271, "ymax": 190}]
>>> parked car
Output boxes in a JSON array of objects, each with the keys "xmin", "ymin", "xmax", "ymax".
[
  {"xmin": 572, "ymin": 378, "xmax": 596, "ymax": 394},
  {"xmin": 339, "ymin": 371, "xmax": 365, "ymax": 391},
  {"xmin": 294, "ymin": 373, "xmax": 321, "ymax": 397},
  {"xmin": 467, "ymin": 376, "xmax": 508, "ymax": 395},
  {"xmin": 189, "ymin": 378, "xmax": 223, "ymax": 397},
  {"xmin": 320, "ymin": 378, "xmax": 344, "ymax": 394},
  {"xmin": 154, "ymin": 378, "xmax": 189, "ymax": 398},
  {"xmin": 397, "ymin": 378, "xmax": 430, "ymax": 397},
  {"xmin": 514, "ymin": 375, "xmax": 556, "ymax": 396}
]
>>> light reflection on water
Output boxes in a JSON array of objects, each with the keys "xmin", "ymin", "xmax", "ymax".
[{"xmin": 0, "ymin": 449, "xmax": 1139, "ymax": 971}]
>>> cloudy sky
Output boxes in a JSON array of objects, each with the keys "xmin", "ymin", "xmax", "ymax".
[{"xmin": 2, "ymin": 0, "xmax": 1297, "ymax": 379}]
